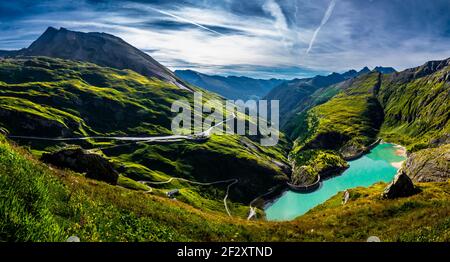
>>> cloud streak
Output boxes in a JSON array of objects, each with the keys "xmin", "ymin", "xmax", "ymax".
[
  {"xmin": 306, "ymin": 0, "xmax": 336, "ymax": 54},
  {"xmin": 263, "ymin": 0, "xmax": 292, "ymax": 49},
  {"xmin": 147, "ymin": 6, "xmax": 225, "ymax": 36},
  {"xmin": 1, "ymin": 0, "xmax": 450, "ymax": 78}
]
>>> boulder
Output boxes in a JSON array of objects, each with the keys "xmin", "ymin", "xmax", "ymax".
[
  {"xmin": 382, "ymin": 171, "xmax": 417, "ymax": 199},
  {"xmin": 403, "ymin": 144, "xmax": 450, "ymax": 182},
  {"xmin": 41, "ymin": 148, "xmax": 119, "ymax": 184}
]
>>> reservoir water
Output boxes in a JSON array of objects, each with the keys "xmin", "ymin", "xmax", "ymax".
[{"xmin": 265, "ymin": 143, "xmax": 406, "ymax": 221}]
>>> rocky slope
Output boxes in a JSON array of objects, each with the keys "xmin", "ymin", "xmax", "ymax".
[
  {"xmin": 378, "ymin": 58, "xmax": 450, "ymax": 151},
  {"xmin": 403, "ymin": 144, "xmax": 450, "ymax": 182}
]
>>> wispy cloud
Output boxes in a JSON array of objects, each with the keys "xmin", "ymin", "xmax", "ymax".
[
  {"xmin": 263, "ymin": 0, "xmax": 288, "ymax": 32},
  {"xmin": 306, "ymin": 0, "xmax": 336, "ymax": 54},
  {"xmin": 146, "ymin": 6, "xmax": 225, "ymax": 36},
  {"xmin": 1, "ymin": 0, "xmax": 450, "ymax": 78},
  {"xmin": 263, "ymin": 0, "xmax": 292, "ymax": 49}
]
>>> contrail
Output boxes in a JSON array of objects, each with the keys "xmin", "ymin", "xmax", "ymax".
[
  {"xmin": 148, "ymin": 7, "xmax": 224, "ymax": 36},
  {"xmin": 306, "ymin": 0, "xmax": 336, "ymax": 54}
]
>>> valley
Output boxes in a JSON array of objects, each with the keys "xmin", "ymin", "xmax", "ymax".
[{"xmin": 0, "ymin": 27, "xmax": 449, "ymax": 242}]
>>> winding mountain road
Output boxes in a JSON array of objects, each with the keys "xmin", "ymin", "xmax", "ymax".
[
  {"xmin": 8, "ymin": 113, "xmax": 236, "ymax": 143},
  {"xmin": 8, "ymin": 113, "xmax": 239, "ymax": 216},
  {"xmin": 139, "ymin": 177, "xmax": 239, "ymax": 217}
]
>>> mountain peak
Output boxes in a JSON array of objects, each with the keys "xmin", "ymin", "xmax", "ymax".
[
  {"xmin": 23, "ymin": 27, "xmax": 192, "ymax": 91},
  {"xmin": 359, "ymin": 67, "xmax": 371, "ymax": 74},
  {"xmin": 44, "ymin": 26, "xmax": 58, "ymax": 32},
  {"xmin": 341, "ymin": 69, "xmax": 358, "ymax": 79},
  {"xmin": 373, "ymin": 66, "xmax": 396, "ymax": 74}
]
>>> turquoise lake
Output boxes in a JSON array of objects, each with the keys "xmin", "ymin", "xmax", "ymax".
[{"xmin": 265, "ymin": 143, "xmax": 406, "ymax": 221}]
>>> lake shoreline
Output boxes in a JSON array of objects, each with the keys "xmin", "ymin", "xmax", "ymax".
[
  {"xmin": 390, "ymin": 143, "xmax": 407, "ymax": 168},
  {"xmin": 264, "ymin": 142, "xmax": 407, "ymax": 221}
]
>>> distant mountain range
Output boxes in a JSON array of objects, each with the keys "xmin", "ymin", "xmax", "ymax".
[
  {"xmin": 176, "ymin": 67, "xmax": 396, "ymax": 101},
  {"xmin": 0, "ymin": 27, "xmax": 192, "ymax": 91},
  {"xmin": 175, "ymin": 70, "xmax": 285, "ymax": 100},
  {"xmin": 0, "ymin": 27, "xmax": 397, "ymax": 102}
]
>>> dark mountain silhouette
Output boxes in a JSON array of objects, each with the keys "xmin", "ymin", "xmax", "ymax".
[
  {"xmin": 358, "ymin": 67, "xmax": 371, "ymax": 75},
  {"xmin": 0, "ymin": 50, "xmax": 17, "ymax": 57},
  {"xmin": 373, "ymin": 66, "xmax": 397, "ymax": 74},
  {"xmin": 175, "ymin": 69, "xmax": 285, "ymax": 100}
]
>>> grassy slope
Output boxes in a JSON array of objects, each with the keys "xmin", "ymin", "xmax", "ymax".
[
  {"xmin": 378, "ymin": 61, "xmax": 450, "ymax": 151},
  {"xmin": 283, "ymin": 84, "xmax": 342, "ymax": 139},
  {"xmin": 287, "ymin": 59, "xmax": 449, "ymax": 184},
  {"xmin": 299, "ymin": 73, "xmax": 382, "ymax": 153},
  {"xmin": 2, "ymin": 135, "xmax": 449, "ymax": 242},
  {"xmin": 0, "ymin": 57, "xmax": 290, "ymax": 213}
]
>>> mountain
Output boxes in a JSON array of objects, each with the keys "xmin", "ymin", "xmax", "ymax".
[
  {"xmin": 378, "ymin": 58, "xmax": 450, "ymax": 150},
  {"xmin": 265, "ymin": 69, "xmax": 366, "ymax": 128},
  {"xmin": 175, "ymin": 69, "xmax": 285, "ymax": 100},
  {"xmin": 0, "ymin": 50, "xmax": 19, "ymax": 57},
  {"xmin": 287, "ymin": 57, "xmax": 449, "ymax": 187},
  {"xmin": 267, "ymin": 66, "xmax": 398, "ymax": 131},
  {"xmin": 2, "ymin": 27, "xmax": 192, "ymax": 91},
  {"xmin": 358, "ymin": 66, "xmax": 371, "ymax": 75},
  {"xmin": 374, "ymin": 66, "xmax": 397, "ymax": 74},
  {"xmin": 0, "ymin": 56, "xmax": 291, "ymax": 205},
  {"xmin": 1, "ymin": 29, "xmax": 449, "ymax": 242}
]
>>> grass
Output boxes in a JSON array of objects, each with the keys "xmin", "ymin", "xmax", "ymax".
[
  {"xmin": 0, "ymin": 134, "xmax": 255, "ymax": 241},
  {"xmin": 107, "ymin": 134, "xmax": 289, "ymax": 204},
  {"xmin": 0, "ymin": 56, "xmax": 291, "ymax": 211},
  {"xmin": 303, "ymin": 73, "xmax": 383, "ymax": 154},
  {"xmin": 0, "ymin": 135, "xmax": 66, "ymax": 241},
  {"xmin": 1, "ymin": 56, "xmax": 449, "ymax": 242},
  {"xmin": 295, "ymin": 182, "xmax": 450, "ymax": 242},
  {"xmin": 378, "ymin": 68, "xmax": 450, "ymax": 151},
  {"xmin": 2, "ymin": 134, "xmax": 450, "ymax": 242},
  {"xmin": 287, "ymin": 73, "xmax": 383, "ymax": 184},
  {"xmin": 289, "ymin": 149, "xmax": 349, "ymax": 185}
]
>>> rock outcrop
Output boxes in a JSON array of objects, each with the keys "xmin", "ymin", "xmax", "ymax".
[
  {"xmin": 41, "ymin": 148, "xmax": 119, "ymax": 184},
  {"xmin": 403, "ymin": 144, "xmax": 450, "ymax": 183},
  {"xmin": 382, "ymin": 171, "xmax": 417, "ymax": 199}
]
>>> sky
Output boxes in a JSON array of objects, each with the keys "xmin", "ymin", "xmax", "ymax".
[{"xmin": 0, "ymin": 0, "xmax": 450, "ymax": 79}]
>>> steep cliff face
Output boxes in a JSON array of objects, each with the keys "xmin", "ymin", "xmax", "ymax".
[
  {"xmin": 403, "ymin": 144, "xmax": 450, "ymax": 182},
  {"xmin": 378, "ymin": 58, "xmax": 450, "ymax": 151}
]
